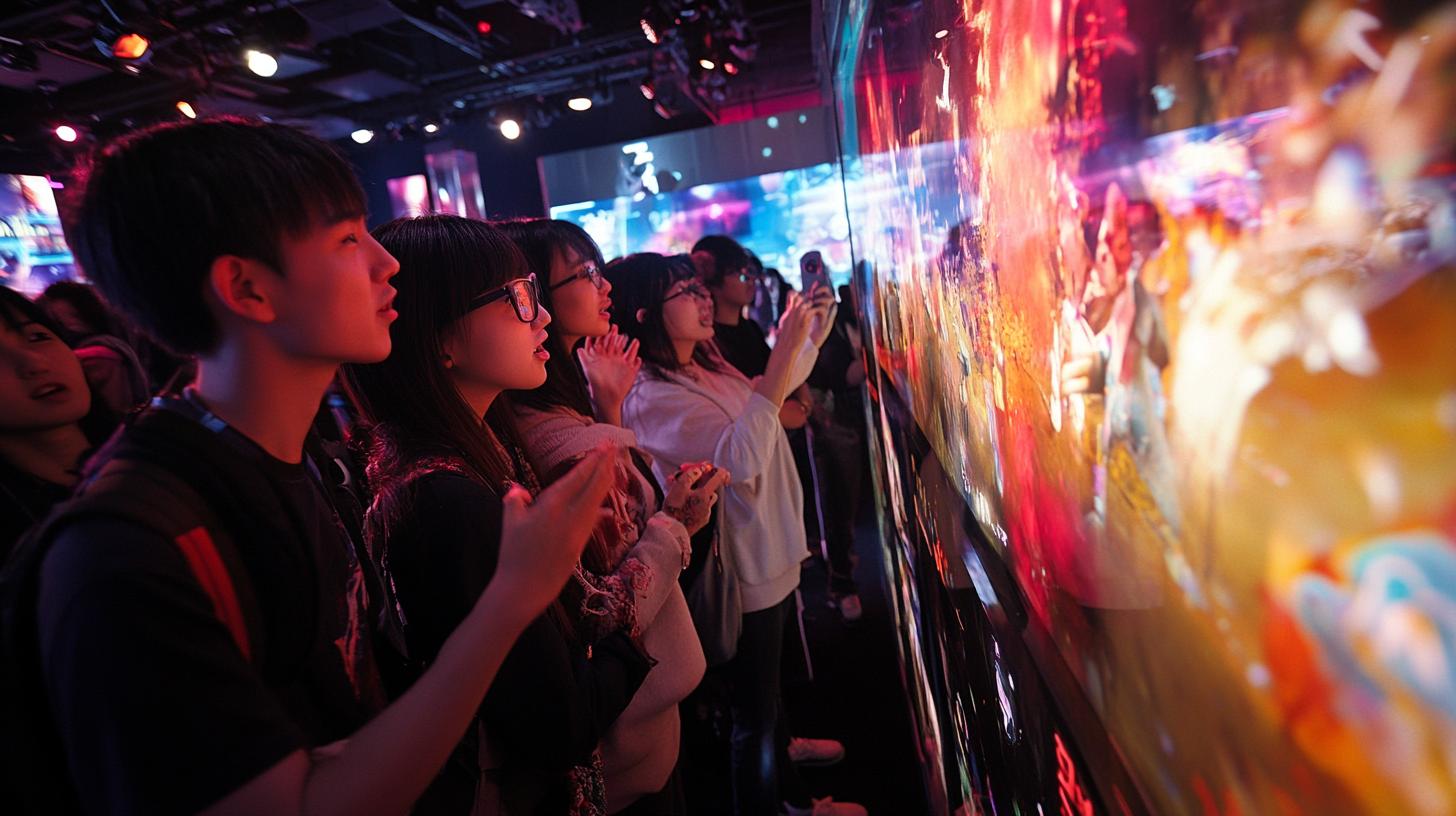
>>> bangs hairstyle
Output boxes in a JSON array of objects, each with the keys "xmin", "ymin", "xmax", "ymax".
[
  {"xmin": 494, "ymin": 218, "xmax": 604, "ymax": 417},
  {"xmin": 0, "ymin": 285, "xmax": 119, "ymax": 441},
  {"xmin": 65, "ymin": 116, "xmax": 367, "ymax": 355},
  {"xmin": 691, "ymin": 234, "xmax": 751, "ymax": 287},
  {"xmin": 0, "ymin": 285, "xmax": 64, "ymax": 337},
  {"xmin": 604, "ymin": 252, "xmax": 723, "ymax": 379},
  {"xmin": 341, "ymin": 215, "xmax": 535, "ymax": 491}
]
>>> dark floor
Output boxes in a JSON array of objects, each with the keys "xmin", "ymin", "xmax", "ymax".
[{"xmin": 679, "ymin": 517, "xmax": 929, "ymax": 815}]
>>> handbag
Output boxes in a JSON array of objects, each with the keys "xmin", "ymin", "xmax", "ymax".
[{"xmin": 684, "ymin": 517, "xmax": 742, "ymax": 666}]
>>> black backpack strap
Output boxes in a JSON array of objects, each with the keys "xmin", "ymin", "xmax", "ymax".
[
  {"xmin": 71, "ymin": 459, "xmax": 261, "ymax": 661},
  {"xmin": 0, "ymin": 432, "xmax": 261, "ymax": 815}
]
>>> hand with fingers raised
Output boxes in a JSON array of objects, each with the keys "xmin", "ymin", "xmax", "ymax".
[{"xmin": 578, "ymin": 325, "xmax": 643, "ymax": 426}]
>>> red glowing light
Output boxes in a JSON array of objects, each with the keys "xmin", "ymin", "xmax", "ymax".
[
  {"xmin": 1055, "ymin": 732, "xmax": 1094, "ymax": 816},
  {"xmin": 475, "ymin": 20, "xmax": 493, "ymax": 35}
]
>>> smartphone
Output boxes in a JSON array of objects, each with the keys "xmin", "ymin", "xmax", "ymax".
[
  {"xmin": 799, "ymin": 251, "xmax": 832, "ymax": 296},
  {"xmin": 691, "ymin": 465, "xmax": 722, "ymax": 489}
]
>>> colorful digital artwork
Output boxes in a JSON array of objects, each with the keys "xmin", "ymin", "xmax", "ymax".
[
  {"xmin": 0, "ymin": 174, "xmax": 75, "ymax": 294},
  {"xmin": 550, "ymin": 161, "xmax": 858, "ymax": 288},
  {"xmin": 837, "ymin": 0, "xmax": 1456, "ymax": 813}
]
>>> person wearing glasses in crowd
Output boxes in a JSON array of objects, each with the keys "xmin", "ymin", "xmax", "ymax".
[
  {"xmin": 605, "ymin": 253, "xmax": 866, "ymax": 816},
  {"xmin": 341, "ymin": 214, "xmax": 647, "ymax": 815},
  {"xmin": 497, "ymin": 218, "xmax": 728, "ymax": 814},
  {"xmin": 693, "ymin": 236, "xmax": 771, "ymax": 379}
]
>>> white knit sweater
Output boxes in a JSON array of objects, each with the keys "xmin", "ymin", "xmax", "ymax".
[{"xmin": 621, "ymin": 365, "xmax": 809, "ymax": 614}]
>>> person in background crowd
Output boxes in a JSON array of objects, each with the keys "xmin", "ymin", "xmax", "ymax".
[
  {"xmin": 37, "ymin": 279, "xmax": 193, "ymax": 403},
  {"xmin": 606, "ymin": 253, "xmax": 866, "ymax": 816},
  {"xmin": 34, "ymin": 281, "xmax": 152, "ymax": 413},
  {"xmin": 8, "ymin": 118, "xmax": 610, "ymax": 816},
  {"xmin": 693, "ymin": 236, "xmax": 770, "ymax": 379},
  {"xmin": 694, "ymin": 236, "xmax": 817, "ymax": 432},
  {"xmin": 691, "ymin": 237, "xmax": 849, "ymax": 765},
  {"xmin": 498, "ymin": 217, "xmax": 729, "ymax": 814},
  {"xmin": 343, "ymin": 214, "xmax": 652, "ymax": 815},
  {"xmin": 805, "ymin": 284, "xmax": 870, "ymax": 621},
  {"xmin": 0, "ymin": 286, "xmax": 119, "ymax": 561}
]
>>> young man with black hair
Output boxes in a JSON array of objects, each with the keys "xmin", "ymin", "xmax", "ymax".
[
  {"xmin": 692, "ymin": 235, "xmax": 773, "ymax": 380},
  {"xmin": 4, "ymin": 117, "xmax": 616, "ymax": 816}
]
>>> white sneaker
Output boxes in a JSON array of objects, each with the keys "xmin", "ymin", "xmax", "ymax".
[
  {"xmin": 782, "ymin": 796, "xmax": 869, "ymax": 816},
  {"xmin": 788, "ymin": 736, "xmax": 846, "ymax": 766},
  {"xmin": 837, "ymin": 594, "xmax": 863, "ymax": 622}
]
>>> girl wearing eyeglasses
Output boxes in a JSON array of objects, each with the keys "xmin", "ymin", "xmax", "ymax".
[
  {"xmin": 604, "ymin": 254, "xmax": 862, "ymax": 816},
  {"xmin": 341, "ymin": 214, "xmax": 650, "ymax": 816},
  {"xmin": 496, "ymin": 219, "xmax": 727, "ymax": 815}
]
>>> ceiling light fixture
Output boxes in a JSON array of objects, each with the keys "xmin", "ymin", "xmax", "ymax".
[
  {"xmin": 244, "ymin": 49, "xmax": 278, "ymax": 77},
  {"xmin": 499, "ymin": 118, "xmax": 522, "ymax": 140},
  {"xmin": 111, "ymin": 32, "xmax": 149, "ymax": 60},
  {"xmin": 567, "ymin": 96, "xmax": 593, "ymax": 112},
  {"xmin": 176, "ymin": 100, "xmax": 197, "ymax": 119},
  {"xmin": 351, "ymin": 128, "xmax": 374, "ymax": 144}
]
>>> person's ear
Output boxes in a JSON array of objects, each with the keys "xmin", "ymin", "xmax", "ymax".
[
  {"xmin": 207, "ymin": 255, "xmax": 279, "ymax": 325},
  {"xmin": 690, "ymin": 251, "xmax": 714, "ymax": 280}
]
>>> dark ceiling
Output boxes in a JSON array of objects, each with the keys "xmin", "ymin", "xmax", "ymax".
[{"xmin": 0, "ymin": 0, "xmax": 820, "ymax": 170}]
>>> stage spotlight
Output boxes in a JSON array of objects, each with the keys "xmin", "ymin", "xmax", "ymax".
[
  {"xmin": 935, "ymin": 29, "xmax": 949, "ymax": 39},
  {"xmin": 723, "ymin": 60, "xmax": 738, "ymax": 75},
  {"xmin": 698, "ymin": 58, "xmax": 715, "ymax": 70},
  {"xmin": 639, "ymin": 80, "xmax": 656, "ymax": 100},
  {"xmin": 351, "ymin": 128, "xmax": 374, "ymax": 144},
  {"xmin": 423, "ymin": 121, "xmax": 440, "ymax": 134},
  {"xmin": 55, "ymin": 125, "xmax": 79, "ymax": 143},
  {"xmin": 244, "ymin": 49, "xmax": 278, "ymax": 77},
  {"xmin": 476, "ymin": 20, "xmax": 493, "ymax": 36},
  {"xmin": 567, "ymin": 96, "xmax": 593, "ymax": 112},
  {"xmin": 640, "ymin": 18, "xmax": 659, "ymax": 44},
  {"xmin": 499, "ymin": 118, "xmax": 522, "ymax": 140},
  {"xmin": 653, "ymin": 102, "xmax": 673, "ymax": 119},
  {"xmin": 176, "ymin": 100, "xmax": 197, "ymax": 119}
]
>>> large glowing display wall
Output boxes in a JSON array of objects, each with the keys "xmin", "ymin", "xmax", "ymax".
[{"xmin": 837, "ymin": 0, "xmax": 1456, "ymax": 813}]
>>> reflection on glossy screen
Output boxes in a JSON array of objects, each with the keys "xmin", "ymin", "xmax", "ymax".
[{"xmin": 840, "ymin": 0, "xmax": 1456, "ymax": 813}]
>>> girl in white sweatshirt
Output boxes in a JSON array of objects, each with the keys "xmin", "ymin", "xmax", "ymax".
[{"xmin": 604, "ymin": 253, "xmax": 854, "ymax": 816}]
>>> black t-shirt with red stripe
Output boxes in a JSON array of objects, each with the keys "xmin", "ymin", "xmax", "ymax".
[{"xmin": 34, "ymin": 409, "xmax": 385, "ymax": 815}]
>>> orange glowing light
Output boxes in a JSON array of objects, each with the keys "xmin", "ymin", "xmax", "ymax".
[{"xmin": 112, "ymin": 33, "xmax": 149, "ymax": 60}]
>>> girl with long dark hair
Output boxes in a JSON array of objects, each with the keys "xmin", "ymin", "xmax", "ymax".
[
  {"xmin": 497, "ymin": 219, "xmax": 727, "ymax": 814},
  {"xmin": 604, "ymin": 255, "xmax": 864, "ymax": 816},
  {"xmin": 342, "ymin": 215, "xmax": 650, "ymax": 815},
  {"xmin": 0, "ymin": 285, "xmax": 120, "ymax": 558}
]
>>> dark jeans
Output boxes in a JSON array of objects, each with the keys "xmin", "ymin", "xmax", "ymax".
[
  {"xmin": 792, "ymin": 424, "xmax": 864, "ymax": 596},
  {"xmin": 725, "ymin": 594, "xmax": 807, "ymax": 814}
]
